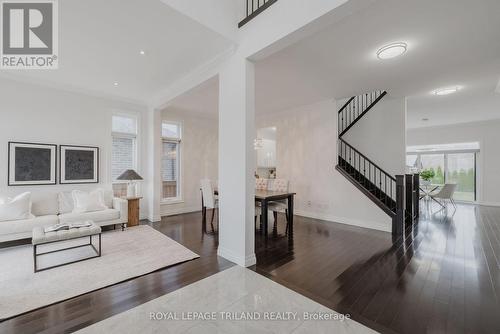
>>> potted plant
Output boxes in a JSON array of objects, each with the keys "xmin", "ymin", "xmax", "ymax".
[{"xmin": 420, "ymin": 169, "xmax": 435, "ymax": 186}]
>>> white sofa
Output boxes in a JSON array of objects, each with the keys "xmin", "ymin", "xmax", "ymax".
[{"xmin": 0, "ymin": 190, "xmax": 128, "ymax": 243}]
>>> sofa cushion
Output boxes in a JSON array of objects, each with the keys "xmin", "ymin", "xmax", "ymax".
[
  {"xmin": 59, "ymin": 209, "xmax": 120, "ymax": 224},
  {"xmin": 0, "ymin": 215, "xmax": 59, "ymax": 236},
  {"xmin": 31, "ymin": 192, "xmax": 59, "ymax": 216},
  {"xmin": 0, "ymin": 192, "xmax": 32, "ymax": 222},
  {"xmin": 72, "ymin": 189, "xmax": 108, "ymax": 213},
  {"xmin": 58, "ymin": 191, "xmax": 74, "ymax": 214}
]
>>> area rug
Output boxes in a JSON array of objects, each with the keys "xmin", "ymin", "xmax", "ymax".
[{"xmin": 0, "ymin": 225, "xmax": 199, "ymax": 320}]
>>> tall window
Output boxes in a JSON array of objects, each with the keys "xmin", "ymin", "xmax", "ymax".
[
  {"xmin": 162, "ymin": 122, "xmax": 181, "ymax": 201},
  {"xmin": 112, "ymin": 115, "xmax": 137, "ymax": 196},
  {"xmin": 407, "ymin": 143, "xmax": 478, "ymax": 202}
]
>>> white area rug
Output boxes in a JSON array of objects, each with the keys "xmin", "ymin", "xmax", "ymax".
[
  {"xmin": 77, "ymin": 266, "xmax": 377, "ymax": 334},
  {"xmin": 0, "ymin": 225, "xmax": 199, "ymax": 320}
]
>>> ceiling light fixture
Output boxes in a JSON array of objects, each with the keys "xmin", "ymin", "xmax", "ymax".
[
  {"xmin": 113, "ymin": 82, "xmax": 119, "ymax": 86},
  {"xmin": 376, "ymin": 42, "xmax": 407, "ymax": 60},
  {"xmin": 139, "ymin": 50, "xmax": 145, "ymax": 55},
  {"xmin": 422, "ymin": 118, "xmax": 429, "ymax": 122},
  {"xmin": 432, "ymin": 86, "xmax": 461, "ymax": 96}
]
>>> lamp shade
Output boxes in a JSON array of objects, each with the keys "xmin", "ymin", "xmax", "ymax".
[{"xmin": 116, "ymin": 169, "xmax": 143, "ymax": 181}]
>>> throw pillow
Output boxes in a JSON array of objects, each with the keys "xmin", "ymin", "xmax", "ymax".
[
  {"xmin": 72, "ymin": 189, "xmax": 108, "ymax": 213},
  {"xmin": 0, "ymin": 192, "xmax": 32, "ymax": 222}
]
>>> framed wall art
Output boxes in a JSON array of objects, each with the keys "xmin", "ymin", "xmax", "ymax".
[
  {"xmin": 8, "ymin": 142, "xmax": 57, "ymax": 186},
  {"xmin": 60, "ymin": 145, "xmax": 99, "ymax": 184}
]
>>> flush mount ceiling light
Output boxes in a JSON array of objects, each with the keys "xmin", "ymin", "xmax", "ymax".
[
  {"xmin": 422, "ymin": 118, "xmax": 429, "ymax": 121},
  {"xmin": 113, "ymin": 82, "xmax": 119, "ymax": 86},
  {"xmin": 376, "ymin": 42, "xmax": 407, "ymax": 60},
  {"xmin": 139, "ymin": 50, "xmax": 145, "ymax": 55},
  {"xmin": 432, "ymin": 86, "xmax": 462, "ymax": 96}
]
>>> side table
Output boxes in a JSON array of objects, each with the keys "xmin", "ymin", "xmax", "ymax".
[{"xmin": 125, "ymin": 197, "xmax": 142, "ymax": 227}]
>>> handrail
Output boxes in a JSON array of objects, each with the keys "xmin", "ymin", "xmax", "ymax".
[
  {"xmin": 339, "ymin": 138, "xmax": 396, "ymax": 182},
  {"xmin": 337, "ymin": 96, "xmax": 355, "ymax": 115},
  {"xmin": 338, "ymin": 91, "xmax": 387, "ymax": 138},
  {"xmin": 239, "ymin": 0, "xmax": 278, "ymax": 28}
]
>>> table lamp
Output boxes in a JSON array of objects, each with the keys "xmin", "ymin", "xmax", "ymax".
[{"xmin": 117, "ymin": 169, "xmax": 143, "ymax": 197}]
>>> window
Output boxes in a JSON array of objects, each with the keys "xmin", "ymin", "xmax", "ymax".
[
  {"xmin": 112, "ymin": 115, "xmax": 138, "ymax": 197},
  {"xmin": 162, "ymin": 122, "xmax": 181, "ymax": 201},
  {"xmin": 407, "ymin": 143, "xmax": 478, "ymax": 202}
]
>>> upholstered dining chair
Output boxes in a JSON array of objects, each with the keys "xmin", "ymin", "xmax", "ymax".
[
  {"xmin": 429, "ymin": 183, "xmax": 458, "ymax": 210},
  {"xmin": 255, "ymin": 178, "xmax": 269, "ymax": 190},
  {"xmin": 200, "ymin": 179, "xmax": 218, "ymax": 232},
  {"xmin": 268, "ymin": 179, "xmax": 290, "ymax": 234}
]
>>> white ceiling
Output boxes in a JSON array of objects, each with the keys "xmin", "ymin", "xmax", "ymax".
[
  {"xmin": 255, "ymin": 0, "xmax": 500, "ymax": 126},
  {"xmin": 168, "ymin": 0, "xmax": 500, "ymax": 129},
  {"xmin": 1, "ymin": 0, "xmax": 233, "ymax": 104},
  {"xmin": 167, "ymin": 76, "xmax": 219, "ymax": 115}
]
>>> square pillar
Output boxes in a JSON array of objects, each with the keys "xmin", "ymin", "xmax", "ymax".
[{"xmin": 217, "ymin": 55, "xmax": 256, "ymax": 267}]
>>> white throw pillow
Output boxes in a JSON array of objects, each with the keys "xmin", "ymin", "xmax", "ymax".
[
  {"xmin": 0, "ymin": 192, "xmax": 33, "ymax": 222},
  {"xmin": 72, "ymin": 189, "xmax": 108, "ymax": 213}
]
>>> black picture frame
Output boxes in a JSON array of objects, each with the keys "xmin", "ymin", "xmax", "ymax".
[
  {"xmin": 8, "ymin": 141, "xmax": 57, "ymax": 186},
  {"xmin": 59, "ymin": 145, "xmax": 99, "ymax": 184}
]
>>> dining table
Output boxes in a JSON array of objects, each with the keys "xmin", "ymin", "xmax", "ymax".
[{"xmin": 201, "ymin": 188, "xmax": 296, "ymax": 239}]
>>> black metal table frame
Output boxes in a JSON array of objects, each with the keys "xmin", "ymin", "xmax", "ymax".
[
  {"xmin": 33, "ymin": 233, "xmax": 102, "ymax": 273},
  {"xmin": 201, "ymin": 189, "xmax": 295, "ymax": 239},
  {"xmin": 258, "ymin": 194, "xmax": 294, "ymax": 239}
]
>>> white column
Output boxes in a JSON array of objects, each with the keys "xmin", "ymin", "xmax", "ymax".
[
  {"xmin": 217, "ymin": 54, "xmax": 256, "ymax": 267},
  {"xmin": 146, "ymin": 107, "xmax": 162, "ymax": 222}
]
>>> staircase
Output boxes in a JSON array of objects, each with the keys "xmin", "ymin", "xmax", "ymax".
[{"xmin": 335, "ymin": 91, "xmax": 405, "ymax": 235}]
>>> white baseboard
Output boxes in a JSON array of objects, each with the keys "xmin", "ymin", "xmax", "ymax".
[
  {"xmin": 147, "ymin": 214, "xmax": 162, "ymax": 222},
  {"xmin": 477, "ymin": 201, "xmax": 500, "ymax": 207},
  {"xmin": 294, "ymin": 210, "xmax": 391, "ymax": 233},
  {"xmin": 217, "ymin": 246, "xmax": 256, "ymax": 267},
  {"xmin": 160, "ymin": 205, "xmax": 200, "ymax": 217}
]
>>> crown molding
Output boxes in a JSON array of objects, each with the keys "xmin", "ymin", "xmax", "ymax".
[{"xmin": 0, "ymin": 72, "xmax": 147, "ymax": 109}]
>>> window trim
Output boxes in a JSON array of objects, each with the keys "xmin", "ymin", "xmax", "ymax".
[{"xmin": 161, "ymin": 121, "xmax": 182, "ymax": 203}]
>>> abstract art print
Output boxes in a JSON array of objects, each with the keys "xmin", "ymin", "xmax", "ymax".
[
  {"xmin": 60, "ymin": 145, "xmax": 99, "ymax": 184},
  {"xmin": 8, "ymin": 142, "xmax": 57, "ymax": 186}
]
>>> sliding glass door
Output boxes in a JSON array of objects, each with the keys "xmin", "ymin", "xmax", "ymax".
[
  {"xmin": 446, "ymin": 153, "xmax": 476, "ymax": 201},
  {"xmin": 407, "ymin": 152, "xmax": 477, "ymax": 202}
]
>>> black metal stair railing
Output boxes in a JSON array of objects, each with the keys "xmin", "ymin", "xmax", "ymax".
[
  {"xmin": 338, "ymin": 138, "xmax": 397, "ymax": 213},
  {"xmin": 239, "ymin": 0, "xmax": 278, "ymax": 28},
  {"xmin": 335, "ymin": 90, "xmax": 412, "ymax": 236},
  {"xmin": 338, "ymin": 90, "xmax": 387, "ymax": 138}
]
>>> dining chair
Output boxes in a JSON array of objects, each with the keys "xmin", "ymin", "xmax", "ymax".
[
  {"xmin": 268, "ymin": 179, "xmax": 290, "ymax": 234},
  {"xmin": 200, "ymin": 179, "xmax": 218, "ymax": 232},
  {"xmin": 429, "ymin": 183, "xmax": 457, "ymax": 210},
  {"xmin": 255, "ymin": 178, "xmax": 269, "ymax": 190}
]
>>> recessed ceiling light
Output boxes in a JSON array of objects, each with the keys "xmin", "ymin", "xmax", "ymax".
[
  {"xmin": 113, "ymin": 82, "xmax": 119, "ymax": 86},
  {"xmin": 432, "ymin": 86, "xmax": 461, "ymax": 96},
  {"xmin": 139, "ymin": 50, "xmax": 145, "ymax": 55},
  {"xmin": 376, "ymin": 42, "xmax": 407, "ymax": 60}
]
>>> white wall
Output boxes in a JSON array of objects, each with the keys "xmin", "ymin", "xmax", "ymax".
[
  {"xmin": 160, "ymin": 108, "xmax": 218, "ymax": 216},
  {"xmin": 407, "ymin": 120, "xmax": 500, "ymax": 206},
  {"xmin": 343, "ymin": 95, "xmax": 407, "ymax": 176},
  {"xmin": 0, "ymin": 77, "xmax": 150, "ymax": 217},
  {"xmin": 257, "ymin": 99, "xmax": 392, "ymax": 232}
]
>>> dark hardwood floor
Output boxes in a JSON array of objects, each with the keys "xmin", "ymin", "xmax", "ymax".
[
  {"xmin": 1, "ymin": 203, "xmax": 500, "ymax": 334},
  {"xmin": 254, "ymin": 204, "xmax": 500, "ymax": 334}
]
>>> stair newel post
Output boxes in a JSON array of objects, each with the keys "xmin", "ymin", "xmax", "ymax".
[
  {"xmin": 405, "ymin": 174, "xmax": 413, "ymax": 221},
  {"xmin": 393, "ymin": 175, "xmax": 405, "ymax": 236},
  {"xmin": 413, "ymin": 174, "xmax": 420, "ymax": 218}
]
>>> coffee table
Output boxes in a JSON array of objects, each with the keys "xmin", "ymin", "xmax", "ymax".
[{"xmin": 32, "ymin": 223, "xmax": 102, "ymax": 273}]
